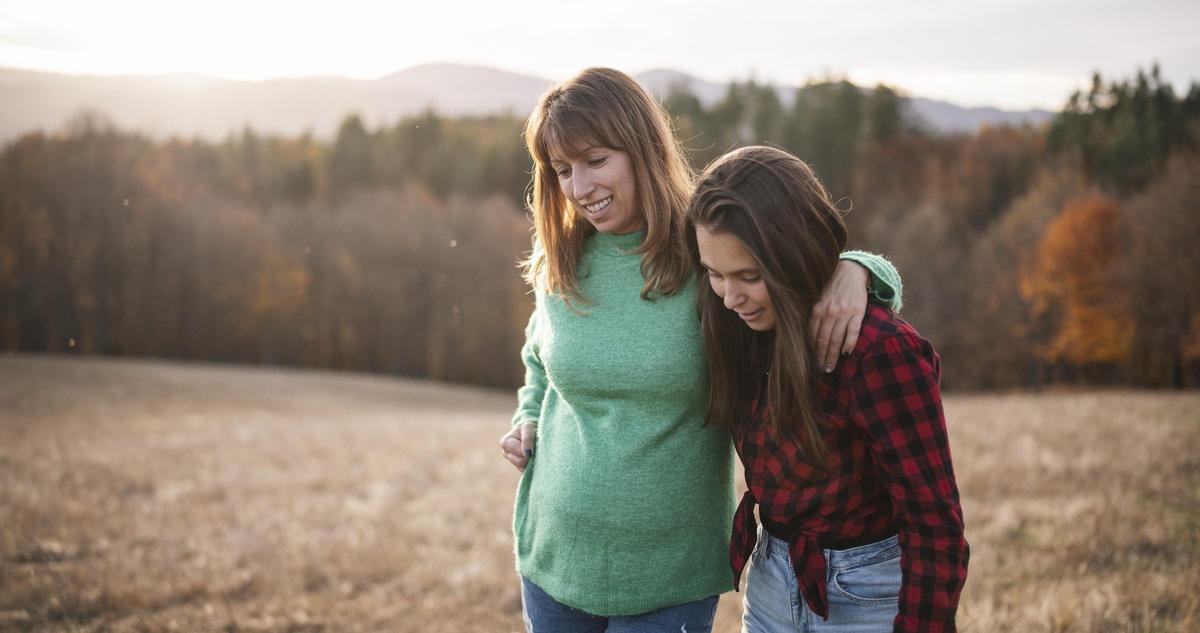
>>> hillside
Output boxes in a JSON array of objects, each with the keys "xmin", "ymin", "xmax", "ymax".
[{"xmin": 0, "ymin": 63, "xmax": 1054, "ymax": 143}]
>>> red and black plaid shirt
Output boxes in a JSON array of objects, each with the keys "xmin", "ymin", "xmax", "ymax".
[{"xmin": 729, "ymin": 303, "xmax": 968, "ymax": 632}]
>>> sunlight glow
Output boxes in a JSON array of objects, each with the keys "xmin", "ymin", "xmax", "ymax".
[{"xmin": 1, "ymin": 0, "xmax": 1197, "ymax": 110}]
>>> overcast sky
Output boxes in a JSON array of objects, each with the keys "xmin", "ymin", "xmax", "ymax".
[{"xmin": 1, "ymin": 0, "xmax": 1196, "ymax": 110}]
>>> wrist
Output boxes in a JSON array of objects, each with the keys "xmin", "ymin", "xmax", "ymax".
[{"xmin": 846, "ymin": 260, "xmax": 871, "ymax": 291}]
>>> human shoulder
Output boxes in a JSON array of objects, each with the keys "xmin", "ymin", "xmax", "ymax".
[
  {"xmin": 848, "ymin": 304, "xmax": 940, "ymax": 401},
  {"xmin": 849, "ymin": 304, "xmax": 938, "ymax": 376},
  {"xmin": 837, "ymin": 305, "xmax": 942, "ymax": 433},
  {"xmin": 854, "ymin": 303, "xmax": 904, "ymax": 351}
]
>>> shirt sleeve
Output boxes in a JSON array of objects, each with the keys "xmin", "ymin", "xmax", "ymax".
[
  {"xmin": 850, "ymin": 330, "xmax": 968, "ymax": 633},
  {"xmin": 840, "ymin": 250, "xmax": 904, "ymax": 312},
  {"xmin": 511, "ymin": 300, "xmax": 548, "ymax": 428}
]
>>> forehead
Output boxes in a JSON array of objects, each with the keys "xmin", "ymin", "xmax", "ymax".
[{"xmin": 695, "ymin": 227, "xmax": 757, "ymax": 270}]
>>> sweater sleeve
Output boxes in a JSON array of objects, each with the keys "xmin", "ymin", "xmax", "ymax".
[
  {"xmin": 511, "ymin": 302, "xmax": 548, "ymax": 428},
  {"xmin": 840, "ymin": 250, "xmax": 903, "ymax": 312}
]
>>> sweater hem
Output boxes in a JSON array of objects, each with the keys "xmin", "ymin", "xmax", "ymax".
[{"xmin": 516, "ymin": 564, "xmax": 733, "ymax": 617}]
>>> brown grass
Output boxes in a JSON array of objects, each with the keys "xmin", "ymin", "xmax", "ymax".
[
  {"xmin": 948, "ymin": 390, "xmax": 1200, "ymax": 632},
  {"xmin": 1, "ymin": 354, "xmax": 1197, "ymax": 633}
]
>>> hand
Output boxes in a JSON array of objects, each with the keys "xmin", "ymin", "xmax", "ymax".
[
  {"xmin": 811, "ymin": 260, "xmax": 870, "ymax": 373},
  {"xmin": 499, "ymin": 422, "xmax": 537, "ymax": 473}
]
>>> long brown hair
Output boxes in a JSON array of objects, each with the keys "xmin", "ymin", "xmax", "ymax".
[
  {"xmin": 686, "ymin": 146, "xmax": 848, "ymax": 469},
  {"xmin": 522, "ymin": 67, "xmax": 695, "ymax": 305}
]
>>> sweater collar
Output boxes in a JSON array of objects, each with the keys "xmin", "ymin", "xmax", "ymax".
[{"xmin": 590, "ymin": 229, "xmax": 646, "ymax": 256}]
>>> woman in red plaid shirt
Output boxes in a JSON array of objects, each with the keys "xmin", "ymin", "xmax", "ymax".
[{"xmin": 688, "ymin": 146, "xmax": 969, "ymax": 632}]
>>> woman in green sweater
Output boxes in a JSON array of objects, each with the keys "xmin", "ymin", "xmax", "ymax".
[{"xmin": 498, "ymin": 67, "xmax": 902, "ymax": 632}]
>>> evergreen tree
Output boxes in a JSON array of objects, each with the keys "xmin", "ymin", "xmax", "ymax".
[
  {"xmin": 1048, "ymin": 65, "xmax": 1198, "ymax": 192},
  {"xmin": 329, "ymin": 114, "xmax": 374, "ymax": 196}
]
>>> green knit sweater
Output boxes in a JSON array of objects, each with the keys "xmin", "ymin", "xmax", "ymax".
[{"xmin": 511, "ymin": 230, "xmax": 901, "ymax": 616}]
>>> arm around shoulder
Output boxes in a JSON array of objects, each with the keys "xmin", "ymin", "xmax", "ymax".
[{"xmin": 839, "ymin": 250, "xmax": 903, "ymax": 312}]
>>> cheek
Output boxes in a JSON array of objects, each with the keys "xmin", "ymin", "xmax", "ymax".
[{"xmin": 758, "ymin": 288, "xmax": 775, "ymax": 311}]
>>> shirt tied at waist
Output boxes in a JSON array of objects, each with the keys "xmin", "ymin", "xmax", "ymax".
[{"xmin": 730, "ymin": 490, "xmax": 899, "ymax": 620}]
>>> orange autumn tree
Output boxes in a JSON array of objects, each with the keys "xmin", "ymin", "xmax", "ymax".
[{"xmin": 1020, "ymin": 195, "xmax": 1135, "ymax": 366}]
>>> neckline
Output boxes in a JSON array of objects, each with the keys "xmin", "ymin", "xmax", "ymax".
[{"xmin": 590, "ymin": 229, "xmax": 646, "ymax": 255}]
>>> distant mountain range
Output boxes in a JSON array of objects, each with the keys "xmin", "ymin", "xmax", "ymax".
[{"xmin": 0, "ymin": 63, "xmax": 1056, "ymax": 144}]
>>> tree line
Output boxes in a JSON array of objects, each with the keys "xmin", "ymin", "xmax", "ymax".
[
  {"xmin": 1, "ymin": 66, "xmax": 1197, "ymax": 389},
  {"xmin": 0, "ymin": 112, "xmax": 533, "ymax": 386}
]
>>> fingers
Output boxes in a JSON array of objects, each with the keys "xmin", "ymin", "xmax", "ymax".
[
  {"xmin": 821, "ymin": 314, "xmax": 849, "ymax": 372},
  {"xmin": 813, "ymin": 310, "xmax": 838, "ymax": 373},
  {"xmin": 502, "ymin": 450, "xmax": 527, "ymax": 473},
  {"xmin": 813, "ymin": 259, "xmax": 870, "ymax": 374},
  {"xmin": 841, "ymin": 307, "xmax": 865, "ymax": 359},
  {"xmin": 499, "ymin": 426, "xmax": 529, "ymax": 472},
  {"xmin": 499, "ymin": 422, "xmax": 537, "ymax": 473},
  {"xmin": 518, "ymin": 421, "xmax": 536, "ymax": 459}
]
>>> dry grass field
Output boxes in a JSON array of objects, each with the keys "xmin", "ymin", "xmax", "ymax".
[{"xmin": 1, "ymin": 354, "xmax": 1198, "ymax": 633}]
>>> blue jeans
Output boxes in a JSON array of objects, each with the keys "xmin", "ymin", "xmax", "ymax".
[
  {"xmin": 521, "ymin": 576, "xmax": 719, "ymax": 633},
  {"xmin": 742, "ymin": 528, "xmax": 901, "ymax": 632}
]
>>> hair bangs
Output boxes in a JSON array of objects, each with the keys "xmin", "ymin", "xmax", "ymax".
[{"xmin": 536, "ymin": 101, "xmax": 625, "ymax": 164}]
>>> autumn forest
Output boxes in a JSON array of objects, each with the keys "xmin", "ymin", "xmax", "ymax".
[{"xmin": 2, "ymin": 66, "xmax": 1198, "ymax": 390}]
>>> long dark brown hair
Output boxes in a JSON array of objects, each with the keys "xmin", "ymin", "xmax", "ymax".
[
  {"xmin": 522, "ymin": 67, "xmax": 695, "ymax": 307},
  {"xmin": 687, "ymin": 146, "xmax": 848, "ymax": 469}
]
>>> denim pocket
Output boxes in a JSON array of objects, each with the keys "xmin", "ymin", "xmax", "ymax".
[
  {"xmin": 750, "ymin": 528, "xmax": 767, "ymax": 565},
  {"xmin": 825, "ymin": 536, "xmax": 902, "ymax": 605}
]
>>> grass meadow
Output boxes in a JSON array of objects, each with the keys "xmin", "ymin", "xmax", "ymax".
[{"xmin": 1, "ymin": 354, "xmax": 1198, "ymax": 632}]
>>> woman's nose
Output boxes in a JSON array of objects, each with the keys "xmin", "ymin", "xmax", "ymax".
[
  {"xmin": 572, "ymin": 169, "xmax": 595, "ymax": 199},
  {"xmin": 723, "ymin": 285, "xmax": 743, "ymax": 310}
]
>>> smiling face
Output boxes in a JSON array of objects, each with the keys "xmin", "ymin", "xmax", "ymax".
[
  {"xmin": 549, "ymin": 145, "xmax": 644, "ymax": 235},
  {"xmin": 695, "ymin": 226, "xmax": 777, "ymax": 332}
]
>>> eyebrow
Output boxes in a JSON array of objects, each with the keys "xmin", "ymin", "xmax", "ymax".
[
  {"xmin": 699, "ymin": 260, "xmax": 760, "ymax": 275},
  {"xmin": 549, "ymin": 146, "xmax": 604, "ymax": 165}
]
